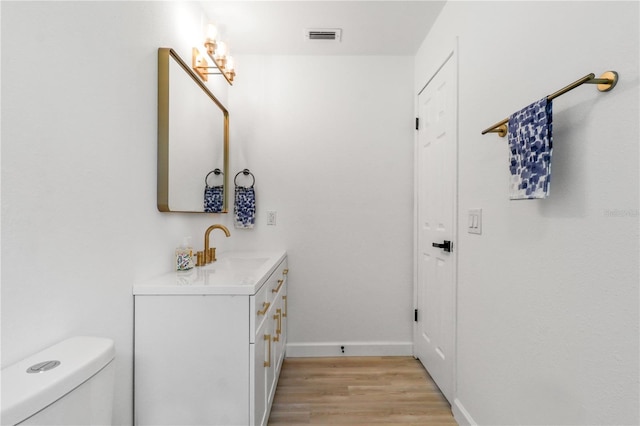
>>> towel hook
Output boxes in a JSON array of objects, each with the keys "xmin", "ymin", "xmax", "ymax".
[{"xmin": 234, "ymin": 168, "xmax": 255, "ymax": 188}]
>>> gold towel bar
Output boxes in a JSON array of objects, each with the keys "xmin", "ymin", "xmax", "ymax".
[{"xmin": 481, "ymin": 71, "xmax": 618, "ymax": 137}]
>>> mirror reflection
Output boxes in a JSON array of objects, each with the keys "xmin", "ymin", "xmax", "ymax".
[{"xmin": 157, "ymin": 48, "xmax": 229, "ymax": 213}]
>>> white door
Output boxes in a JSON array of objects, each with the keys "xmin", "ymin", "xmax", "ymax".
[{"xmin": 414, "ymin": 52, "xmax": 457, "ymax": 403}]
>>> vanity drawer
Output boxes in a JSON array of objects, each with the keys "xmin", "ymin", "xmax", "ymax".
[
  {"xmin": 252, "ymin": 281, "xmax": 270, "ymax": 341},
  {"xmin": 250, "ymin": 259, "xmax": 288, "ymax": 343}
]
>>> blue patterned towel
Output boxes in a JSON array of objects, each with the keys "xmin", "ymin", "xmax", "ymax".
[
  {"xmin": 204, "ymin": 185, "xmax": 224, "ymax": 213},
  {"xmin": 508, "ymin": 97, "xmax": 553, "ymax": 200},
  {"xmin": 234, "ymin": 186, "xmax": 256, "ymax": 228}
]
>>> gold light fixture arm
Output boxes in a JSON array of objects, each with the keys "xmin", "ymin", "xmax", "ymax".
[
  {"xmin": 481, "ymin": 71, "xmax": 618, "ymax": 137},
  {"xmin": 192, "ymin": 47, "xmax": 234, "ymax": 85}
]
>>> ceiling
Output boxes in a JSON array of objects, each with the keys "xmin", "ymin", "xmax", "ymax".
[{"xmin": 199, "ymin": 1, "xmax": 446, "ymax": 56}]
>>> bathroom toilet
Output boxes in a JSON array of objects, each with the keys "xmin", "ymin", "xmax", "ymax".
[{"xmin": 1, "ymin": 336, "xmax": 115, "ymax": 426}]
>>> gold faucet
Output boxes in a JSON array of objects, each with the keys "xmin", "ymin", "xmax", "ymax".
[{"xmin": 199, "ymin": 224, "xmax": 231, "ymax": 265}]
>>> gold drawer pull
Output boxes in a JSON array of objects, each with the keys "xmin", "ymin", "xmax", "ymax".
[
  {"xmin": 257, "ymin": 302, "xmax": 270, "ymax": 316},
  {"xmin": 283, "ymin": 268, "xmax": 289, "ymax": 275},
  {"xmin": 264, "ymin": 334, "xmax": 271, "ymax": 367},
  {"xmin": 282, "ymin": 295, "xmax": 288, "ymax": 318},
  {"xmin": 272, "ymin": 279, "xmax": 284, "ymax": 293},
  {"xmin": 274, "ymin": 308, "xmax": 282, "ymax": 337}
]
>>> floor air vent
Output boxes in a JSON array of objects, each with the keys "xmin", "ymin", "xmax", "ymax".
[{"xmin": 305, "ymin": 28, "xmax": 342, "ymax": 42}]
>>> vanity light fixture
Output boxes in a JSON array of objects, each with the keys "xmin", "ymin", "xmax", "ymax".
[
  {"xmin": 192, "ymin": 24, "xmax": 235, "ymax": 85},
  {"xmin": 191, "ymin": 48, "xmax": 210, "ymax": 82},
  {"xmin": 214, "ymin": 41, "xmax": 227, "ymax": 68},
  {"xmin": 204, "ymin": 24, "xmax": 218, "ymax": 55},
  {"xmin": 225, "ymin": 56, "xmax": 235, "ymax": 81}
]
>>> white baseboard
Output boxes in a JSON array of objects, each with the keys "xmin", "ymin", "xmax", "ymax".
[
  {"xmin": 286, "ymin": 341, "xmax": 413, "ymax": 357},
  {"xmin": 453, "ymin": 398, "xmax": 477, "ymax": 426}
]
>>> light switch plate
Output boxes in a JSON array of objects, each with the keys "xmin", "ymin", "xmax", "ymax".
[
  {"xmin": 468, "ymin": 208, "xmax": 482, "ymax": 234},
  {"xmin": 267, "ymin": 210, "xmax": 277, "ymax": 226}
]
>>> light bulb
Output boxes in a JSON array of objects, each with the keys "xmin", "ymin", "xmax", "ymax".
[
  {"xmin": 215, "ymin": 41, "xmax": 227, "ymax": 59},
  {"xmin": 204, "ymin": 24, "xmax": 218, "ymax": 55},
  {"xmin": 226, "ymin": 56, "xmax": 234, "ymax": 72},
  {"xmin": 206, "ymin": 24, "xmax": 218, "ymax": 41}
]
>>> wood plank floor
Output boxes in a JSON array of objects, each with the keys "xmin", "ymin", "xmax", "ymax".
[{"xmin": 268, "ymin": 356, "xmax": 457, "ymax": 425}]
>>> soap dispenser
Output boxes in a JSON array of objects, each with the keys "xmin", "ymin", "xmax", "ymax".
[{"xmin": 175, "ymin": 237, "xmax": 195, "ymax": 271}]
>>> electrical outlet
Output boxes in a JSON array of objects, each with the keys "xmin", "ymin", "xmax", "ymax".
[{"xmin": 267, "ymin": 210, "xmax": 277, "ymax": 226}]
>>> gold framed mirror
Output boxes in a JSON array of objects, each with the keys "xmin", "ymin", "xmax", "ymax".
[{"xmin": 157, "ymin": 47, "xmax": 229, "ymax": 213}]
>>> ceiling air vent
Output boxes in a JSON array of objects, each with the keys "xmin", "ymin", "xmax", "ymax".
[{"xmin": 305, "ymin": 28, "xmax": 342, "ymax": 42}]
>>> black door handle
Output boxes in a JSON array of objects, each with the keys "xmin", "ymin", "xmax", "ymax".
[{"xmin": 432, "ymin": 240, "xmax": 452, "ymax": 252}]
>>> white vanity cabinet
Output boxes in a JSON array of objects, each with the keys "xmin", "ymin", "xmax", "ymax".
[
  {"xmin": 250, "ymin": 266, "xmax": 288, "ymax": 426},
  {"xmin": 133, "ymin": 251, "xmax": 288, "ymax": 426}
]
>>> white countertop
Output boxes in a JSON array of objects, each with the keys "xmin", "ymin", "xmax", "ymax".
[{"xmin": 133, "ymin": 250, "xmax": 287, "ymax": 295}]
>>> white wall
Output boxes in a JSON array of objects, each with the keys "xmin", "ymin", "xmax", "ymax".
[
  {"xmin": 226, "ymin": 55, "xmax": 416, "ymax": 355},
  {"xmin": 415, "ymin": 2, "xmax": 639, "ymax": 425},
  {"xmin": 1, "ymin": 2, "xmax": 232, "ymax": 424},
  {"xmin": 6, "ymin": 1, "xmax": 636, "ymax": 425}
]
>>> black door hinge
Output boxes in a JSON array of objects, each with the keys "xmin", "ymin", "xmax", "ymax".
[
  {"xmin": 414, "ymin": 309, "xmax": 418, "ymax": 322},
  {"xmin": 415, "ymin": 117, "xmax": 419, "ymax": 130}
]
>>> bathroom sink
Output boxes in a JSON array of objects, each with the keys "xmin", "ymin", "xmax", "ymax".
[
  {"xmin": 221, "ymin": 257, "xmax": 269, "ymax": 270},
  {"xmin": 133, "ymin": 250, "xmax": 286, "ymax": 295},
  {"xmin": 197, "ymin": 253, "xmax": 269, "ymax": 273}
]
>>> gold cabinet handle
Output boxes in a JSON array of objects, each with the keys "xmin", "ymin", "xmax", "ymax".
[
  {"xmin": 272, "ymin": 310, "xmax": 281, "ymax": 341},
  {"xmin": 283, "ymin": 268, "xmax": 289, "ymax": 275},
  {"xmin": 257, "ymin": 302, "xmax": 270, "ymax": 316},
  {"xmin": 282, "ymin": 295, "xmax": 288, "ymax": 318},
  {"xmin": 275, "ymin": 308, "xmax": 282, "ymax": 336},
  {"xmin": 264, "ymin": 334, "xmax": 271, "ymax": 367},
  {"xmin": 272, "ymin": 279, "xmax": 284, "ymax": 293}
]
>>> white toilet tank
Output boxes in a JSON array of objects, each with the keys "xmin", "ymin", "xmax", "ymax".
[{"xmin": 1, "ymin": 336, "xmax": 115, "ymax": 426}]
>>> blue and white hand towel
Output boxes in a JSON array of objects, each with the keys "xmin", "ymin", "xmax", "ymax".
[
  {"xmin": 234, "ymin": 186, "xmax": 256, "ymax": 228},
  {"xmin": 204, "ymin": 185, "xmax": 224, "ymax": 213},
  {"xmin": 507, "ymin": 97, "xmax": 553, "ymax": 200}
]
